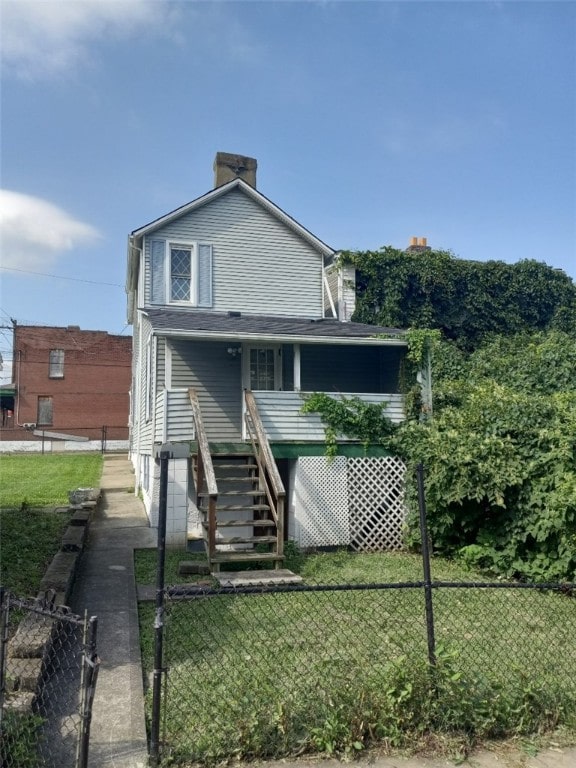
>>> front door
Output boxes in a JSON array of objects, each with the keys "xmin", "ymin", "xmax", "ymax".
[
  {"xmin": 242, "ymin": 345, "xmax": 282, "ymax": 439},
  {"xmin": 246, "ymin": 345, "xmax": 282, "ymax": 391}
]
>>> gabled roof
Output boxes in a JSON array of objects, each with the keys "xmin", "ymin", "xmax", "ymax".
[
  {"xmin": 144, "ymin": 308, "xmax": 406, "ymax": 347},
  {"xmin": 130, "ymin": 178, "xmax": 335, "ymax": 257}
]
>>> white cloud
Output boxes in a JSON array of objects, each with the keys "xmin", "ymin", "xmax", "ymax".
[
  {"xmin": 0, "ymin": 0, "xmax": 176, "ymax": 80},
  {"xmin": 0, "ymin": 190, "xmax": 100, "ymax": 269}
]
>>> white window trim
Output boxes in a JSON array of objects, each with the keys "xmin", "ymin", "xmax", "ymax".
[{"xmin": 166, "ymin": 240, "xmax": 199, "ymax": 306}]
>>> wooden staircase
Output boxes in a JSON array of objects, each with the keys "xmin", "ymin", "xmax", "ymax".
[
  {"xmin": 197, "ymin": 455, "xmax": 283, "ymax": 570},
  {"xmin": 189, "ymin": 389, "xmax": 285, "ymax": 573}
]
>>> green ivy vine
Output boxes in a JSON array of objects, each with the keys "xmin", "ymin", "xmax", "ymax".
[{"xmin": 300, "ymin": 393, "xmax": 397, "ymax": 460}]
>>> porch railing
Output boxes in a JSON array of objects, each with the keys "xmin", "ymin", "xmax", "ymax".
[
  {"xmin": 188, "ymin": 389, "xmax": 218, "ymax": 556},
  {"xmin": 244, "ymin": 389, "xmax": 285, "ymax": 560}
]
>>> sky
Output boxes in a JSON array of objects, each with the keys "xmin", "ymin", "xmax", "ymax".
[{"xmin": 1, "ymin": 0, "xmax": 575, "ymax": 382}]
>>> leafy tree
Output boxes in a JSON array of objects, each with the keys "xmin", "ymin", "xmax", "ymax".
[
  {"xmin": 396, "ymin": 331, "xmax": 576, "ymax": 581},
  {"xmin": 341, "ymin": 248, "xmax": 576, "ymax": 351}
]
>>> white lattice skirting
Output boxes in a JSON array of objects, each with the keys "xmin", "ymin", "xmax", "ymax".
[
  {"xmin": 348, "ymin": 457, "xmax": 407, "ymax": 551},
  {"xmin": 290, "ymin": 456, "xmax": 407, "ymax": 551}
]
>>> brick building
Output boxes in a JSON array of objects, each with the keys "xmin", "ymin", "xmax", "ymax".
[{"xmin": 2, "ymin": 325, "xmax": 132, "ymax": 446}]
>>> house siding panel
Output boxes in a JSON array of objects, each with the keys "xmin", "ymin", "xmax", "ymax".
[
  {"xmin": 138, "ymin": 318, "xmax": 154, "ymax": 452},
  {"xmin": 143, "ymin": 190, "xmax": 323, "ymax": 317},
  {"xmin": 170, "ymin": 340, "xmax": 242, "ymax": 441},
  {"xmin": 156, "ymin": 337, "xmax": 166, "ymax": 389},
  {"xmin": 254, "ymin": 391, "xmax": 404, "ymax": 442}
]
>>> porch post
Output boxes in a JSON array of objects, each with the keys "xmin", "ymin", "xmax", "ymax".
[{"xmin": 294, "ymin": 344, "xmax": 301, "ymax": 391}]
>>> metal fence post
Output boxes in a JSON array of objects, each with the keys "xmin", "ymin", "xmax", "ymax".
[
  {"xmin": 416, "ymin": 462, "xmax": 436, "ymax": 667},
  {"xmin": 150, "ymin": 450, "xmax": 169, "ymax": 767},
  {"xmin": 77, "ymin": 615, "xmax": 99, "ymax": 768}
]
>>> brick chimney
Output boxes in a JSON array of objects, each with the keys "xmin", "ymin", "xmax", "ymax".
[
  {"xmin": 214, "ymin": 152, "xmax": 257, "ymax": 189},
  {"xmin": 406, "ymin": 236, "xmax": 431, "ymax": 253}
]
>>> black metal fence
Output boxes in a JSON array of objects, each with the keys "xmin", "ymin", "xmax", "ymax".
[
  {"xmin": 0, "ymin": 590, "xmax": 99, "ymax": 768},
  {"xmin": 145, "ymin": 455, "xmax": 576, "ymax": 766}
]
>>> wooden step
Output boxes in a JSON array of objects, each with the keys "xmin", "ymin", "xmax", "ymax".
[
  {"xmin": 198, "ymin": 489, "xmax": 266, "ymax": 498},
  {"xmin": 211, "ymin": 551, "xmax": 285, "ymax": 563},
  {"xmin": 202, "ymin": 519, "xmax": 275, "ymax": 528},
  {"xmin": 216, "ymin": 535, "xmax": 278, "ymax": 545},
  {"xmin": 216, "ymin": 476, "xmax": 260, "ymax": 483},
  {"xmin": 200, "ymin": 503, "xmax": 271, "ymax": 512},
  {"xmin": 213, "ymin": 463, "xmax": 258, "ymax": 470}
]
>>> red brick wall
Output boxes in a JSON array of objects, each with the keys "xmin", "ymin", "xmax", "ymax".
[{"xmin": 7, "ymin": 326, "xmax": 132, "ymax": 441}]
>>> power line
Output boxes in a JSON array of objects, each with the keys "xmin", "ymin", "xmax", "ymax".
[{"xmin": 0, "ymin": 265, "xmax": 124, "ymax": 287}]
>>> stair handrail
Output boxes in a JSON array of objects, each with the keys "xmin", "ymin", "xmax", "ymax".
[
  {"xmin": 244, "ymin": 390, "xmax": 285, "ymax": 501},
  {"xmin": 244, "ymin": 389, "xmax": 285, "ymax": 565},
  {"xmin": 188, "ymin": 388, "xmax": 218, "ymax": 557}
]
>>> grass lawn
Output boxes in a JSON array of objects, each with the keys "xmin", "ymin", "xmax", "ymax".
[
  {"xmin": 0, "ymin": 453, "xmax": 103, "ymax": 596},
  {"xmin": 0, "ymin": 453, "xmax": 103, "ymax": 508},
  {"xmin": 134, "ymin": 544, "xmax": 488, "ymax": 586},
  {"xmin": 137, "ymin": 547, "xmax": 576, "ymax": 764},
  {"xmin": 0, "ymin": 508, "xmax": 73, "ymax": 596}
]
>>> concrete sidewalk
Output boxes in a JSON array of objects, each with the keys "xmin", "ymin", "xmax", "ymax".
[
  {"xmin": 69, "ymin": 455, "xmax": 576, "ymax": 768},
  {"xmin": 70, "ymin": 454, "xmax": 156, "ymax": 768}
]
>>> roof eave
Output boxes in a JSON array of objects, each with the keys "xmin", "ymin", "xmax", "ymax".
[{"xmin": 149, "ymin": 327, "xmax": 407, "ymax": 347}]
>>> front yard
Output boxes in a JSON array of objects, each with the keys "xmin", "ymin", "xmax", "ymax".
[{"xmin": 136, "ymin": 547, "xmax": 576, "ymax": 764}]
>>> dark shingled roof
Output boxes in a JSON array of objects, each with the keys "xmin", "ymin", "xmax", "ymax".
[{"xmin": 144, "ymin": 308, "xmax": 405, "ymax": 341}]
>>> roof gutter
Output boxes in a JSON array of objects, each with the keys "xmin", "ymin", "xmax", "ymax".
[{"xmin": 150, "ymin": 327, "xmax": 407, "ymax": 347}]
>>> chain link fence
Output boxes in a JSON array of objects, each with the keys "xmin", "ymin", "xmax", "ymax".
[
  {"xmin": 145, "ymin": 579, "xmax": 576, "ymax": 765},
  {"xmin": 142, "ymin": 455, "xmax": 576, "ymax": 766},
  {"xmin": 0, "ymin": 590, "xmax": 99, "ymax": 768}
]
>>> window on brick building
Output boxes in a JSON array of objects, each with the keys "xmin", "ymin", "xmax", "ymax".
[
  {"xmin": 49, "ymin": 349, "xmax": 65, "ymax": 378},
  {"xmin": 37, "ymin": 396, "xmax": 53, "ymax": 426}
]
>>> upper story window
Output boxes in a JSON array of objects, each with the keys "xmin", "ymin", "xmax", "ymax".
[
  {"xmin": 49, "ymin": 349, "xmax": 65, "ymax": 378},
  {"xmin": 150, "ymin": 238, "xmax": 213, "ymax": 307},
  {"xmin": 169, "ymin": 243, "xmax": 196, "ymax": 303}
]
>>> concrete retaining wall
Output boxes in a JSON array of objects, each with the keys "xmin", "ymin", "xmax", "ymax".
[{"xmin": 4, "ymin": 489, "xmax": 100, "ymax": 709}]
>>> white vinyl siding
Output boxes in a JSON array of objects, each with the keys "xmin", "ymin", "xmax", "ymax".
[
  {"xmin": 254, "ymin": 392, "xmax": 405, "ymax": 442},
  {"xmin": 144, "ymin": 189, "xmax": 323, "ymax": 317},
  {"xmin": 137, "ymin": 319, "xmax": 155, "ymax": 452},
  {"xmin": 153, "ymin": 389, "xmax": 196, "ymax": 443},
  {"xmin": 170, "ymin": 340, "xmax": 242, "ymax": 441}
]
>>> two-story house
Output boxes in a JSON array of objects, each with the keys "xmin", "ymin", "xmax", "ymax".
[{"xmin": 126, "ymin": 153, "xmax": 413, "ymax": 569}]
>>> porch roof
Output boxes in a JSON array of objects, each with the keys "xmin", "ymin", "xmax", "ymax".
[{"xmin": 144, "ymin": 308, "xmax": 407, "ymax": 346}]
